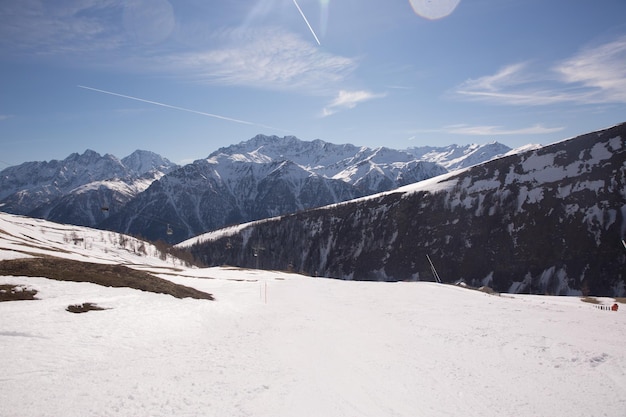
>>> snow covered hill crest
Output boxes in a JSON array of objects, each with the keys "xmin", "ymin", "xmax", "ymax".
[
  {"xmin": 0, "ymin": 150, "xmax": 178, "ymax": 228},
  {"xmin": 185, "ymin": 123, "xmax": 626, "ymax": 297}
]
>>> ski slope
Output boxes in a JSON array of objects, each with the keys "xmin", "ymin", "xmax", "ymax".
[{"xmin": 0, "ymin": 213, "xmax": 625, "ymax": 417}]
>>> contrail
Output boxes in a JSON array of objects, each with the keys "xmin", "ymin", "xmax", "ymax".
[
  {"xmin": 77, "ymin": 85, "xmax": 290, "ymax": 132},
  {"xmin": 292, "ymin": 0, "xmax": 321, "ymax": 45}
]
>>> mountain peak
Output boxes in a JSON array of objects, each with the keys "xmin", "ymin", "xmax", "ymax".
[
  {"xmin": 65, "ymin": 149, "xmax": 104, "ymax": 163},
  {"xmin": 122, "ymin": 150, "xmax": 177, "ymax": 176},
  {"xmin": 211, "ymin": 134, "xmax": 304, "ymax": 157}
]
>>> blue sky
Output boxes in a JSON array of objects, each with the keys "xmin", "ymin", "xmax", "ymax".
[{"xmin": 1, "ymin": 0, "xmax": 625, "ymax": 166}]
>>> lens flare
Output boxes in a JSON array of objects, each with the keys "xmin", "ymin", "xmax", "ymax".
[{"xmin": 409, "ymin": 0, "xmax": 461, "ymax": 20}]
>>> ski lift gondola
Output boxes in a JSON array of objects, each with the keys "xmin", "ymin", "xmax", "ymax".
[{"xmin": 166, "ymin": 224, "xmax": 173, "ymax": 236}]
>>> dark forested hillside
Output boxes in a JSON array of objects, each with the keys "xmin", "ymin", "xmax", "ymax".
[{"xmin": 185, "ymin": 123, "xmax": 626, "ymax": 296}]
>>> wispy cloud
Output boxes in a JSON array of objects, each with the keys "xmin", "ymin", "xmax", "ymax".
[
  {"xmin": 321, "ymin": 90, "xmax": 386, "ymax": 116},
  {"xmin": 442, "ymin": 124, "xmax": 564, "ymax": 136},
  {"xmin": 0, "ymin": 0, "xmax": 125, "ymax": 57},
  {"xmin": 0, "ymin": 115, "xmax": 14, "ymax": 121},
  {"xmin": 412, "ymin": 123, "xmax": 564, "ymax": 136},
  {"xmin": 165, "ymin": 28, "xmax": 357, "ymax": 94},
  {"xmin": 555, "ymin": 36, "xmax": 626, "ymax": 103},
  {"xmin": 454, "ymin": 35, "xmax": 626, "ymax": 106},
  {"xmin": 0, "ymin": 3, "xmax": 358, "ymax": 95}
]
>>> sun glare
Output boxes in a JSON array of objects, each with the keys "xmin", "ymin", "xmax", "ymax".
[
  {"xmin": 319, "ymin": 0, "xmax": 330, "ymax": 38},
  {"xmin": 409, "ymin": 0, "xmax": 461, "ymax": 20}
]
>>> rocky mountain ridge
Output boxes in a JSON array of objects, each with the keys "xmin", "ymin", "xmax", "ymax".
[
  {"xmin": 1, "ymin": 136, "xmax": 516, "ymax": 242},
  {"xmin": 101, "ymin": 136, "xmax": 514, "ymax": 242},
  {"xmin": 0, "ymin": 150, "xmax": 178, "ymax": 227}
]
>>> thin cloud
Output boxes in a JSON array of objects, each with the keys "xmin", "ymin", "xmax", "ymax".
[
  {"xmin": 0, "ymin": 0, "xmax": 124, "ymax": 56},
  {"xmin": 443, "ymin": 124, "xmax": 564, "ymax": 136},
  {"xmin": 461, "ymin": 62, "xmax": 531, "ymax": 92},
  {"xmin": 455, "ymin": 63, "xmax": 582, "ymax": 106},
  {"xmin": 454, "ymin": 35, "xmax": 626, "ymax": 106},
  {"xmin": 0, "ymin": 115, "xmax": 14, "ymax": 121},
  {"xmin": 1, "ymin": 3, "xmax": 358, "ymax": 95},
  {"xmin": 322, "ymin": 90, "xmax": 386, "ymax": 117},
  {"xmin": 165, "ymin": 28, "xmax": 357, "ymax": 94},
  {"xmin": 555, "ymin": 35, "xmax": 626, "ymax": 103}
]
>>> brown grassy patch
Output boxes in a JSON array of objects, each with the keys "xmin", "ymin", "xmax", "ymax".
[
  {"xmin": 0, "ymin": 284, "xmax": 38, "ymax": 302},
  {"xmin": 66, "ymin": 302, "xmax": 108, "ymax": 313},
  {"xmin": 477, "ymin": 286, "xmax": 499, "ymax": 295},
  {"xmin": 0, "ymin": 257, "xmax": 213, "ymax": 300},
  {"xmin": 581, "ymin": 296, "xmax": 601, "ymax": 304},
  {"xmin": 615, "ymin": 297, "xmax": 626, "ymax": 304}
]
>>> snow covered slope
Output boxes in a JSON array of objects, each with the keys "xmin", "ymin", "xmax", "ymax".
[
  {"xmin": 0, "ymin": 212, "xmax": 186, "ymax": 268},
  {"xmin": 185, "ymin": 123, "xmax": 626, "ymax": 296},
  {"xmin": 1, "ymin": 212, "xmax": 625, "ymax": 417}
]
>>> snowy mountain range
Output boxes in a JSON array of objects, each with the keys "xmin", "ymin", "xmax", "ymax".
[
  {"xmin": 0, "ymin": 137, "xmax": 514, "ymax": 242},
  {"xmin": 183, "ymin": 123, "xmax": 626, "ymax": 297},
  {"xmin": 0, "ymin": 150, "xmax": 178, "ymax": 227}
]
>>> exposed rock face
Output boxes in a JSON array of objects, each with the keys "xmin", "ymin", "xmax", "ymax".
[{"xmin": 184, "ymin": 124, "xmax": 626, "ymax": 296}]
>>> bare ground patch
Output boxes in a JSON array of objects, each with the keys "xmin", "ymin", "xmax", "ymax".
[
  {"xmin": 0, "ymin": 284, "xmax": 38, "ymax": 302},
  {"xmin": 581, "ymin": 296, "xmax": 601, "ymax": 304},
  {"xmin": 66, "ymin": 302, "xmax": 109, "ymax": 313},
  {"xmin": 0, "ymin": 257, "xmax": 213, "ymax": 300}
]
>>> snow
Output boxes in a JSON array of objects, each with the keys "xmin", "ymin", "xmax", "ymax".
[
  {"xmin": 181, "ymin": 223, "xmax": 248, "ymax": 247},
  {"xmin": 591, "ymin": 137, "xmax": 620, "ymax": 160},
  {"xmin": 405, "ymin": 141, "xmax": 517, "ymax": 171},
  {"xmin": 0, "ymin": 213, "xmax": 183, "ymax": 267},
  {"xmin": 1, "ymin": 213, "xmax": 626, "ymax": 417},
  {"xmin": 396, "ymin": 169, "xmax": 462, "ymax": 195},
  {"xmin": 206, "ymin": 136, "xmax": 449, "ymax": 190}
]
